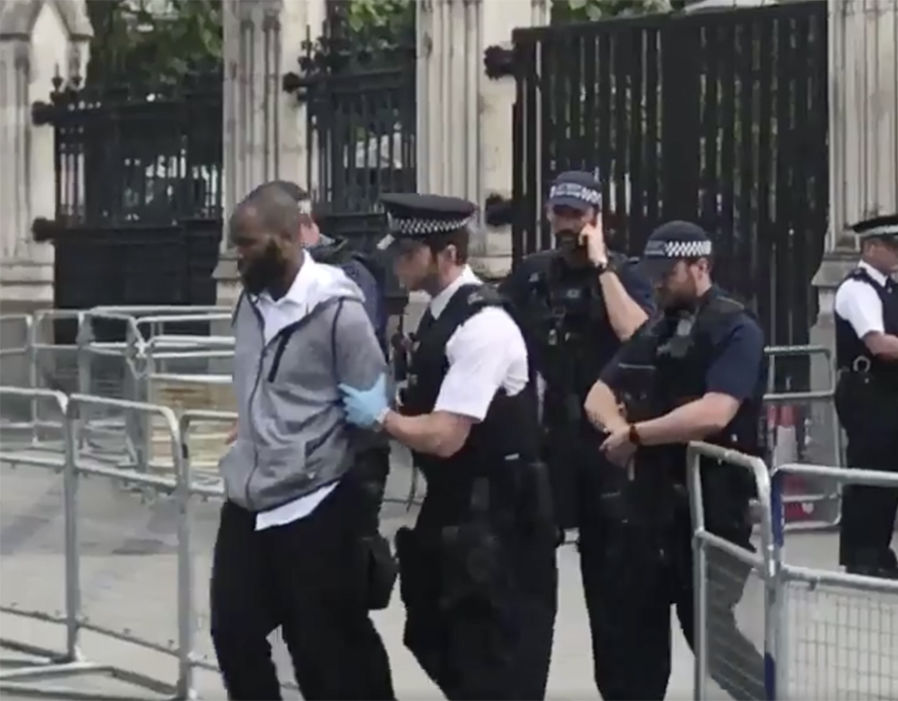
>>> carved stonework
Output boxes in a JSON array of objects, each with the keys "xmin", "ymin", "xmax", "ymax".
[
  {"xmin": 12, "ymin": 39, "xmax": 30, "ymax": 73},
  {"xmin": 66, "ymin": 40, "xmax": 82, "ymax": 79},
  {"xmin": 0, "ymin": 0, "xmax": 93, "ymax": 309}
]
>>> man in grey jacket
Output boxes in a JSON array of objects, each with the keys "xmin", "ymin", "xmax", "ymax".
[{"xmin": 212, "ymin": 182, "xmax": 394, "ymax": 700}]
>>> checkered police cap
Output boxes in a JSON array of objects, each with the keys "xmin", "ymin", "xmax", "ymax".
[
  {"xmin": 850, "ymin": 214, "xmax": 898, "ymax": 242},
  {"xmin": 644, "ymin": 237, "xmax": 714, "ymax": 259},
  {"xmin": 547, "ymin": 170, "xmax": 603, "ymax": 211},
  {"xmin": 637, "ymin": 220, "xmax": 713, "ymax": 281},
  {"xmin": 377, "ymin": 193, "xmax": 477, "ymax": 250}
]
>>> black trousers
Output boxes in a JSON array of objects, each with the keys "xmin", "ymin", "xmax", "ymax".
[
  {"xmin": 578, "ymin": 510, "xmax": 765, "ymax": 701},
  {"xmin": 397, "ymin": 526, "xmax": 557, "ymax": 700},
  {"xmin": 838, "ymin": 413, "xmax": 898, "ymax": 568},
  {"xmin": 210, "ymin": 477, "xmax": 395, "ymax": 700}
]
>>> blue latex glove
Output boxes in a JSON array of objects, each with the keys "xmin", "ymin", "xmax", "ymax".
[{"xmin": 338, "ymin": 373, "xmax": 389, "ymax": 428}]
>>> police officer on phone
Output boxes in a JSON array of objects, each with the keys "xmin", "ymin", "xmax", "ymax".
[
  {"xmin": 498, "ymin": 171, "xmax": 653, "ymax": 692},
  {"xmin": 583, "ymin": 221, "xmax": 767, "ymax": 700},
  {"xmin": 338, "ymin": 193, "xmax": 558, "ymax": 699},
  {"xmin": 499, "ymin": 170, "xmax": 654, "ymax": 533},
  {"xmin": 833, "ymin": 214, "xmax": 898, "ymax": 579}
]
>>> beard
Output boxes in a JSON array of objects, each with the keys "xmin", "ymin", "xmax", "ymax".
[
  {"xmin": 239, "ymin": 240, "xmax": 287, "ymax": 295},
  {"xmin": 658, "ymin": 277, "xmax": 699, "ymax": 312},
  {"xmin": 555, "ymin": 229, "xmax": 589, "ymax": 268}
]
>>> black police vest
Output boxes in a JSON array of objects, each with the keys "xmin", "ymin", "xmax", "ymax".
[
  {"xmin": 834, "ymin": 267, "xmax": 898, "ymax": 387},
  {"xmin": 403, "ymin": 283, "xmax": 540, "ymax": 518},
  {"xmin": 650, "ymin": 289, "xmax": 767, "ymax": 467},
  {"xmin": 519, "ymin": 251, "xmax": 628, "ymax": 423}
]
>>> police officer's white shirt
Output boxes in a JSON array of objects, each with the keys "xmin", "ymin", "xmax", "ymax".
[
  {"xmin": 430, "ymin": 266, "xmax": 529, "ymax": 421},
  {"xmin": 250, "ymin": 253, "xmax": 352, "ymax": 531},
  {"xmin": 835, "ymin": 260, "xmax": 889, "ymax": 339}
]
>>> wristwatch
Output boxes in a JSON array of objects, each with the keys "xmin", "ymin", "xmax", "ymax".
[
  {"xmin": 594, "ymin": 258, "xmax": 616, "ymax": 276},
  {"xmin": 628, "ymin": 423, "xmax": 642, "ymax": 446}
]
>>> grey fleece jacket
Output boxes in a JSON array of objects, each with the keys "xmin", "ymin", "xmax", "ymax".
[{"xmin": 219, "ymin": 263, "xmax": 387, "ymax": 511}]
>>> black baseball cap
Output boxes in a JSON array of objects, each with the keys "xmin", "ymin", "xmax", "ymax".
[
  {"xmin": 637, "ymin": 220, "xmax": 713, "ymax": 282},
  {"xmin": 546, "ymin": 170, "xmax": 603, "ymax": 213}
]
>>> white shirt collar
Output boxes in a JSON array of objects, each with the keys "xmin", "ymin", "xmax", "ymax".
[
  {"xmin": 858, "ymin": 259, "xmax": 889, "ymax": 287},
  {"xmin": 429, "ymin": 265, "xmax": 481, "ymax": 319}
]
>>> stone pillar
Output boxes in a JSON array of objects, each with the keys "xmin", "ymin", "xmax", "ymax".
[
  {"xmin": 812, "ymin": 0, "xmax": 898, "ymax": 329},
  {"xmin": 0, "ymin": 0, "xmax": 91, "ymax": 311},
  {"xmin": 416, "ymin": 0, "xmax": 549, "ymax": 280},
  {"xmin": 215, "ymin": 0, "xmax": 326, "ymax": 306},
  {"xmin": 808, "ymin": 0, "xmax": 898, "ymax": 469}
]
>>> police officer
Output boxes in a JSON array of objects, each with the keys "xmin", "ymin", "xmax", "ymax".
[
  {"xmin": 833, "ymin": 214, "xmax": 898, "ymax": 579},
  {"xmin": 499, "ymin": 171, "xmax": 654, "ymax": 693},
  {"xmin": 339, "ymin": 193, "xmax": 558, "ymax": 699},
  {"xmin": 583, "ymin": 221, "xmax": 767, "ymax": 700},
  {"xmin": 499, "ymin": 171, "xmax": 654, "ymax": 534}
]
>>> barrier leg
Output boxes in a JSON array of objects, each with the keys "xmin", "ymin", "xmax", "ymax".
[
  {"xmin": 1, "ymin": 392, "xmax": 191, "ymax": 700},
  {"xmin": 693, "ymin": 533, "xmax": 709, "ymax": 700},
  {"xmin": 0, "ymin": 388, "xmax": 105, "ymax": 689}
]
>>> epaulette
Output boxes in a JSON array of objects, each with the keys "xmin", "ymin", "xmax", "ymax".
[{"xmin": 463, "ymin": 283, "xmax": 503, "ymax": 308}]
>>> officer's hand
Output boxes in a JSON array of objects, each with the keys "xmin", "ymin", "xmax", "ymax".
[
  {"xmin": 338, "ymin": 373, "xmax": 389, "ymax": 429},
  {"xmin": 225, "ymin": 422, "xmax": 238, "ymax": 445},
  {"xmin": 600, "ymin": 426, "xmax": 636, "ymax": 468},
  {"xmin": 578, "ymin": 222, "xmax": 607, "ymax": 267}
]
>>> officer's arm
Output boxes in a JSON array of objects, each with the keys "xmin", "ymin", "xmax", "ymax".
[
  {"xmin": 836, "ymin": 280, "xmax": 898, "ymax": 360},
  {"xmin": 634, "ymin": 318, "xmax": 763, "ymax": 446},
  {"xmin": 599, "ymin": 262, "xmax": 654, "ymax": 341},
  {"xmin": 382, "ymin": 410, "xmax": 473, "ymax": 459},
  {"xmin": 865, "ymin": 332, "xmax": 898, "ymax": 360},
  {"xmin": 382, "ymin": 307, "xmax": 518, "ymax": 458},
  {"xmin": 584, "ymin": 380, "xmax": 628, "ymax": 433},
  {"xmin": 584, "ymin": 346, "xmax": 631, "ymax": 432}
]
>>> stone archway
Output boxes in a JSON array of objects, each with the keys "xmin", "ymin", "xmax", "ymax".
[{"xmin": 0, "ymin": 0, "xmax": 91, "ymax": 309}]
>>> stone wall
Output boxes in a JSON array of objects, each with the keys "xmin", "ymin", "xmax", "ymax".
[{"xmin": 0, "ymin": 0, "xmax": 91, "ymax": 313}]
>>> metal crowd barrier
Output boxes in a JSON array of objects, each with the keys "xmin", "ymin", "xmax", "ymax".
[
  {"xmin": 0, "ymin": 393, "xmax": 309, "ymax": 698},
  {"xmin": 1, "ymin": 307, "xmax": 237, "ymax": 475},
  {"xmin": 0, "ymin": 387, "xmax": 193, "ymax": 700},
  {"xmin": 763, "ymin": 345, "xmax": 843, "ymax": 532},
  {"xmin": 689, "ymin": 442, "xmax": 898, "ymax": 700},
  {"xmin": 769, "ymin": 463, "xmax": 898, "ymax": 700},
  {"xmin": 688, "ymin": 441, "xmax": 773, "ymax": 701}
]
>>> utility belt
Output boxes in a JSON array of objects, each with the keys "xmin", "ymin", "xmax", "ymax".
[{"xmin": 836, "ymin": 358, "xmax": 898, "ymax": 433}]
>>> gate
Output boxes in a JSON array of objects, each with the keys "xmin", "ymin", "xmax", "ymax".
[
  {"xmin": 284, "ymin": 0, "xmax": 417, "ymax": 313},
  {"xmin": 511, "ymin": 2, "xmax": 829, "ymax": 368},
  {"xmin": 31, "ymin": 75, "xmax": 223, "ymax": 343}
]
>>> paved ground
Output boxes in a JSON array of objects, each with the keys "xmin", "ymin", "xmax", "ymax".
[{"xmin": 1, "ymin": 434, "xmax": 896, "ymax": 700}]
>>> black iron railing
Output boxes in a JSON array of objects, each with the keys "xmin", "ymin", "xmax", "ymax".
[{"xmin": 511, "ymin": 2, "xmax": 829, "ymax": 368}]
